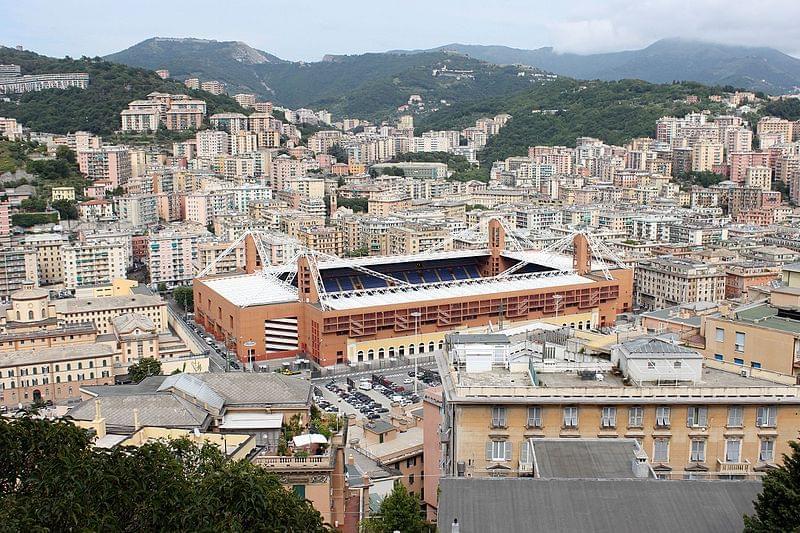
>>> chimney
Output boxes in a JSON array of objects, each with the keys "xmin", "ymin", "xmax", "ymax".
[
  {"xmin": 94, "ymin": 399, "xmax": 102, "ymax": 421},
  {"xmin": 93, "ymin": 399, "xmax": 106, "ymax": 439},
  {"xmin": 348, "ymin": 453, "xmax": 355, "ymax": 466},
  {"xmin": 133, "ymin": 408, "xmax": 141, "ymax": 432}
]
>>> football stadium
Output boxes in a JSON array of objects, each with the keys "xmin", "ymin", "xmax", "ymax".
[{"xmin": 194, "ymin": 220, "xmax": 633, "ymax": 367}]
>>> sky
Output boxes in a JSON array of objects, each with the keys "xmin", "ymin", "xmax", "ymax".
[{"xmin": 2, "ymin": 0, "xmax": 800, "ymax": 60}]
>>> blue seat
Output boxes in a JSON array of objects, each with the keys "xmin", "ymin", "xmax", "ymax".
[
  {"xmin": 422, "ymin": 271, "xmax": 439, "ymax": 283},
  {"xmin": 323, "ymin": 279, "xmax": 338, "ymax": 292},
  {"xmin": 466, "ymin": 265, "xmax": 481, "ymax": 278},
  {"xmin": 339, "ymin": 277, "xmax": 354, "ymax": 291},
  {"xmin": 405, "ymin": 271, "xmax": 422, "ymax": 284},
  {"xmin": 362, "ymin": 277, "xmax": 387, "ymax": 289},
  {"xmin": 438, "ymin": 269, "xmax": 455, "ymax": 281},
  {"xmin": 452, "ymin": 267, "xmax": 468, "ymax": 279}
]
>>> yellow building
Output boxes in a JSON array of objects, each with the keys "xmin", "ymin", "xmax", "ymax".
[
  {"xmin": 434, "ymin": 331, "xmax": 800, "ymax": 482},
  {"xmin": 51, "ymin": 186, "xmax": 76, "ymax": 201}
]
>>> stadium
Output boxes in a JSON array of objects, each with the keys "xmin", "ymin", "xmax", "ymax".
[{"xmin": 193, "ymin": 219, "xmax": 633, "ymax": 367}]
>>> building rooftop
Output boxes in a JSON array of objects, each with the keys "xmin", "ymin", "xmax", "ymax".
[
  {"xmin": 733, "ymin": 304, "xmax": 800, "ymax": 335},
  {"xmin": 0, "ymin": 343, "xmax": 116, "ymax": 367},
  {"xmin": 54, "ymin": 294, "xmax": 164, "ymax": 314},
  {"xmin": 532, "ymin": 438, "xmax": 647, "ymax": 479},
  {"xmin": 69, "ymin": 394, "xmax": 210, "ymax": 432},
  {"xmin": 437, "ymin": 478, "xmax": 761, "ymax": 533}
]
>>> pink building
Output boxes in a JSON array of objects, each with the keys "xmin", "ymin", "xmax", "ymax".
[
  {"xmin": 0, "ymin": 200, "xmax": 10, "ymax": 246},
  {"xmin": 729, "ymin": 152, "xmax": 769, "ymax": 184},
  {"xmin": 78, "ymin": 147, "xmax": 131, "ymax": 188}
]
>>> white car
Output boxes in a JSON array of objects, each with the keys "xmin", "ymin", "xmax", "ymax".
[
  {"xmin": 358, "ymin": 381, "xmax": 372, "ymax": 391},
  {"xmin": 403, "ymin": 377, "xmax": 413, "ymax": 384}
]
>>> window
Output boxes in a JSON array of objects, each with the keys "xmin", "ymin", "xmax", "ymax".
[
  {"xmin": 686, "ymin": 406, "xmax": 708, "ymax": 428},
  {"xmin": 526, "ymin": 406, "xmax": 542, "ymax": 428},
  {"xmin": 751, "ymin": 361, "xmax": 761, "ymax": 369},
  {"xmin": 628, "ymin": 406, "xmax": 644, "ymax": 428},
  {"xmin": 759, "ymin": 439, "xmax": 775, "ymax": 462},
  {"xmin": 715, "ymin": 327, "xmax": 724, "ymax": 343},
  {"xmin": 408, "ymin": 344, "xmax": 415, "ymax": 355},
  {"xmin": 733, "ymin": 358, "xmax": 744, "ymax": 366},
  {"xmin": 398, "ymin": 345, "xmax": 404, "ymax": 357},
  {"xmin": 727, "ymin": 406, "xmax": 744, "ymax": 427},
  {"xmin": 725, "ymin": 439, "xmax": 741, "ymax": 463},
  {"xmin": 601, "ymin": 406, "xmax": 616, "ymax": 428},
  {"xmin": 491, "ymin": 406, "xmax": 508, "ymax": 428},
  {"xmin": 656, "ymin": 406, "xmax": 671, "ymax": 427},
  {"xmin": 409, "ymin": 474, "xmax": 414, "ymax": 485},
  {"xmin": 690, "ymin": 439, "xmax": 706, "ymax": 462},
  {"xmin": 378, "ymin": 348, "xmax": 385, "ymax": 359},
  {"xmin": 486, "ymin": 440, "xmax": 511, "ymax": 462},
  {"xmin": 367, "ymin": 349, "xmax": 374, "ymax": 361},
  {"xmin": 735, "ymin": 332, "xmax": 745, "ymax": 352},
  {"xmin": 563, "ymin": 406, "xmax": 578, "ymax": 428},
  {"xmin": 756, "ymin": 406, "xmax": 777, "ymax": 428},
  {"xmin": 292, "ymin": 485, "xmax": 306, "ymax": 499},
  {"xmin": 714, "ymin": 354, "xmax": 724, "ymax": 361},
  {"xmin": 520, "ymin": 440, "xmax": 533, "ymax": 466},
  {"xmin": 356, "ymin": 351, "xmax": 364, "ymax": 362},
  {"xmin": 653, "ymin": 439, "xmax": 669, "ymax": 462},
  {"xmin": 418, "ymin": 343, "xmax": 425, "ymax": 354},
  {"xmin": 428, "ymin": 341, "xmax": 435, "ymax": 352}
]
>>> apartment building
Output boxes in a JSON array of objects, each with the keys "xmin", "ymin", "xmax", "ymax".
[
  {"xmin": 51, "ymin": 186, "xmax": 76, "ymax": 201},
  {"xmin": 61, "ymin": 240, "xmax": 127, "ymax": 290},
  {"xmin": 756, "ymin": 116, "xmax": 795, "ymax": 144},
  {"xmin": 368, "ymin": 194, "xmax": 411, "ymax": 217},
  {"xmin": 635, "ymin": 257, "xmax": 726, "ymax": 310},
  {"xmin": 296, "ymin": 226, "xmax": 344, "ymax": 256},
  {"xmin": 78, "ymin": 199, "xmax": 115, "ymax": 222},
  {"xmin": 77, "ymin": 147, "xmax": 131, "ymax": 188},
  {"xmin": 0, "ymin": 71, "xmax": 89, "ymax": 94},
  {"xmin": 196, "ymin": 130, "xmax": 230, "ymax": 158},
  {"xmin": 209, "ymin": 113, "xmax": 248, "ymax": 133},
  {"xmin": 147, "ymin": 224, "xmax": 211, "ymax": 287},
  {"xmin": 165, "ymin": 109, "xmax": 203, "ymax": 131},
  {"xmin": 432, "ymin": 331, "xmax": 800, "ymax": 488},
  {"xmin": 121, "ymin": 108, "xmax": 160, "ymax": 132},
  {"xmin": 25, "ymin": 233, "xmax": 68, "ymax": 286},
  {"xmin": 387, "ymin": 224, "xmax": 451, "ymax": 255},
  {"xmin": 115, "ymin": 194, "xmax": 158, "ymax": 228},
  {"xmin": 691, "ymin": 140, "xmax": 724, "ymax": 172},
  {"xmin": 200, "ymin": 80, "xmax": 225, "ymax": 95},
  {"xmin": 0, "ymin": 247, "xmax": 38, "ymax": 300}
]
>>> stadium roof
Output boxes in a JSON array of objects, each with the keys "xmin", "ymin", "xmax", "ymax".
[{"xmin": 200, "ymin": 274, "xmax": 298, "ymax": 307}]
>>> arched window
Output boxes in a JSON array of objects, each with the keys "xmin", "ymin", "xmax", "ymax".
[
  {"xmin": 438, "ymin": 340, "xmax": 444, "ymax": 350},
  {"xmin": 367, "ymin": 349, "xmax": 374, "ymax": 361},
  {"xmin": 570, "ymin": 322, "xmax": 575, "ymax": 329},
  {"xmin": 357, "ymin": 350, "xmax": 364, "ymax": 362},
  {"xmin": 409, "ymin": 344, "xmax": 415, "ymax": 355},
  {"xmin": 28, "ymin": 310, "xmax": 34, "ymax": 320},
  {"xmin": 16, "ymin": 311, "xmax": 20, "ymax": 320},
  {"xmin": 56, "ymin": 376, "xmax": 60, "ymax": 383},
  {"xmin": 577, "ymin": 321, "xmax": 583, "ymax": 330},
  {"xmin": 398, "ymin": 345, "xmax": 405, "ymax": 357},
  {"xmin": 428, "ymin": 341, "xmax": 435, "ymax": 352},
  {"xmin": 418, "ymin": 343, "xmax": 425, "ymax": 353},
  {"xmin": 378, "ymin": 348, "xmax": 385, "ymax": 359},
  {"xmin": 41, "ymin": 308, "xmax": 46, "ymax": 319},
  {"xmin": 388, "ymin": 347, "xmax": 395, "ymax": 358}
]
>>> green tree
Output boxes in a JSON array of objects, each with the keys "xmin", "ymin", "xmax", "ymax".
[
  {"xmin": 173, "ymin": 286, "xmax": 194, "ymax": 312},
  {"xmin": 19, "ymin": 196, "xmax": 47, "ymax": 212},
  {"xmin": 337, "ymin": 196, "xmax": 368, "ymax": 213},
  {"xmin": 51, "ymin": 199, "xmax": 78, "ymax": 220},
  {"xmin": 0, "ymin": 415, "xmax": 328, "ymax": 532},
  {"xmin": 363, "ymin": 482, "xmax": 431, "ymax": 533},
  {"xmin": 157, "ymin": 282, "xmax": 168, "ymax": 293},
  {"xmin": 128, "ymin": 357, "xmax": 162, "ymax": 383},
  {"xmin": 744, "ymin": 441, "xmax": 800, "ymax": 532},
  {"xmin": 328, "ymin": 144, "xmax": 349, "ymax": 164}
]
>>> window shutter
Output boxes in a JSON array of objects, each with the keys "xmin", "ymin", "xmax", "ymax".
[
  {"xmin": 699, "ymin": 407, "xmax": 707, "ymax": 427},
  {"xmin": 500, "ymin": 408, "xmax": 507, "ymax": 427},
  {"xmin": 686, "ymin": 407, "xmax": 693, "ymax": 427},
  {"xmin": 505, "ymin": 441, "xmax": 513, "ymax": 461},
  {"xmin": 520, "ymin": 441, "xmax": 530, "ymax": 464},
  {"xmin": 486, "ymin": 441, "xmax": 493, "ymax": 461},
  {"xmin": 756, "ymin": 407, "xmax": 764, "ymax": 427}
]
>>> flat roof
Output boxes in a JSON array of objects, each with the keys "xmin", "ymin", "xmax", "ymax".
[
  {"xmin": 532, "ymin": 439, "xmax": 643, "ymax": 479},
  {"xmin": 199, "ymin": 273, "xmax": 298, "ymax": 307},
  {"xmin": 54, "ymin": 294, "xmax": 164, "ymax": 314},
  {"xmin": 0, "ymin": 343, "xmax": 116, "ymax": 367}
]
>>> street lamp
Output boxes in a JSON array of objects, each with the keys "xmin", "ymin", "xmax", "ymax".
[
  {"xmin": 553, "ymin": 294, "xmax": 563, "ymax": 318},
  {"xmin": 244, "ymin": 339, "xmax": 256, "ymax": 372},
  {"xmin": 410, "ymin": 311, "xmax": 422, "ymax": 395}
]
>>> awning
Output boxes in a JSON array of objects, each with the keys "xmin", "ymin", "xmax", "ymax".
[
  {"xmin": 219, "ymin": 412, "xmax": 283, "ymax": 430},
  {"xmin": 292, "ymin": 433, "xmax": 328, "ymax": 447}
]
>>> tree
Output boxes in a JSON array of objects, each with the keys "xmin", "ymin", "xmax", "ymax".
[
  {"xmin": 173, "ymin": 286, "xmax": 194, "ymax": 312},
  {"xmin": 0, "ymin": 415, "xmax": 328, "ymax": 532},
  {"xmin": 51, "ymin": 199, "xmax": 78, "ymax": 220},
  {"xmin": 363, "ymin": 482, "xmax": 431, "ymax": 533},
  {"xmin": 128, "ymin": 357, "xmax": 162, "ymax": 383},
  {"xmin": 328, "ymin": 144, "xmax": 348, "ymax": 164},
  {"xmin": 157, "ymin": 282, "xmax": 168, "ymax": 293},
  {"xmin": 744, "ymin": 441, "xmax": 800, "ymax": 532}
]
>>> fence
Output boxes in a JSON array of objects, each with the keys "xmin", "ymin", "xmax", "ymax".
[{"xmin": 310, "ymin": 354, "xmax": 437, "ymax": 379}]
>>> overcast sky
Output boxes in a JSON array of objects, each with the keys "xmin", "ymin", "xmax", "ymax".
[{"xmin": 3, "ymin": 0, "xmax": 800, "ymax": 60}]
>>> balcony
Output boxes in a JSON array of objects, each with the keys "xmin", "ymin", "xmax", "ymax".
[
  {"xmin": 252, "ymin": 453, "xmax": 335, "ymax": 470},
  {"xmin": 717, "ymin": 458, "xmax": 751, "ymax": 474}
]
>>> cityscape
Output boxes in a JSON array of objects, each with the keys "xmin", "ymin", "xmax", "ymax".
[{"xmin": 2, "ymin": 3, "xmax": 800, "ymax": 532}]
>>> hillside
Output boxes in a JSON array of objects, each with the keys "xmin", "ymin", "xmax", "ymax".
[
  {"xmin": 0, "ymin": 46, "xmax": 245, "ymax": 135},
  {"xmin": 410, "ymin": 39, "xmax": 800, "ymax": 94},
  {"xmin": 417, "ymin": 78, "xmax": 728, "ymax": 166},
  {"xmin": 105, "ymin": 38, "xmax": 551, "ymax": 120}
]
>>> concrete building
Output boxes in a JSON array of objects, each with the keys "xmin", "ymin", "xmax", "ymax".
[
  {"xmin": 62, "ymin": 240, "xmax": 127, "ymax": 290},
  {"xmin": 25, "ymin": 233, "xmax": 67, "ymax": 286},
  {"xmin": 115, "ymin": 194, "xmax": 158, "ymax": 228},
  {"xmin": 51, "ymin": 186, "xmax": 76, "ymax": 201},
  {"xmin": 635, "ymin": 257, "xmax": 726, "ymax": 310},
  {"xmin": 78, "ymin": 147, "xmax": 131, "ymax": 188},
  {"xmin": 147, "ymin": 224, "xmax": 211, "ymax": 288},
  {"xmin": 0, "ymin": 247, "xmax": 38, "ymax": 300}
]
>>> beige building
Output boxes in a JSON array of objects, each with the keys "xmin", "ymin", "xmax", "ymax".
[
  {"xmin": 756, "ymin": 116, "xmax": 795, "ymax": 143},
  {"xmin": 691, "ymin": 140, "xmax": 724, "ymax": 172},
  {"xmin": 635, "ymin": 257, "xmax": 726, "ymax": 310},
  {"xmin": 388, "ymin": 224, "xmax": 451, "ymax": 255},
  {"xmin": 368, "ymin": 194, "xmax": 412, "ymax": 217},
  {"xmin": 432, "ymin": 332, "xmax": 800, "ymax": 489},
  {"xmin": 296, "ymin": 226, "xmax": 344, "ymax": 257},
  {"xmin": 744, "ymin": 166, "xmax": 772, "ymax": 192},
  {"xmin": 51, "ymin": 186, "xmax": 76, "ymax": 201},
  {"xmin": 25, "ymin": 233, "xmax": 67, "ymax": 286}
]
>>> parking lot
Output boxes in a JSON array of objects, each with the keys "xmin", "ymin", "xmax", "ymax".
[{"xmin": 313, "ymin": 367, "xmax": 442, "ymax": 420}]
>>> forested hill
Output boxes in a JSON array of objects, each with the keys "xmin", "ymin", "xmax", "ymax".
[
  {"xmin": 0, "ymin": 47, "xmax": 245, "ymax": 135},
  {"xmin": 416, "ymin": 78, "xmax": 730, "ymax": 165},
  {"xmin": 105, "ymin": 38, "xmax": 553, "ymax": 121}
]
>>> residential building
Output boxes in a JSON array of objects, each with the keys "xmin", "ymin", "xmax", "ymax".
[
  {"xmin": 61, "ymin": 240, "xmax": 127, "ymax": 290},
  {"xmin": 635, "ymin": 257, "xmax": 726, "ymax": 310}
]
